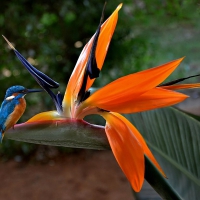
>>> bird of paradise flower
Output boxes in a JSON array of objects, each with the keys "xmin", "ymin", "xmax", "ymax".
[{"xmin": 3, "ymin": 3, "xmax": 200, "ymax": 192}]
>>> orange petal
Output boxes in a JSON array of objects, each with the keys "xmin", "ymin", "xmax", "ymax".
[
  {"xmin": 129, "ymin": 88, "xmax": 188, "ymax": 113},
  {"xmin": 87, "ymin": 87, "xmax": 187, "ymax": 113},
  {"xmin": 63, "ymin": 4, "xmax": 122, "ymax": 116},
  {"xmin": 26, "ymin": 111, "xmax": 64, "ymax": 123},
  {"xmin": 83, "ymin": 58, "xmax": 186, "ymax": 113},
  {"xmin": 102, "ymin": 111, "xmax": 144, "ymax": 192},
  {"xmin": 111, "ymin": 112, "xmax": 166, "ymax": 177},
  {"xmin": 161, "ymin": 83, "xmax": 200, "ymax": 90}
]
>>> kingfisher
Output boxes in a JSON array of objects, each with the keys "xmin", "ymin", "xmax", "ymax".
[{"xmin": 0, "ymin": 85, "xmax": 42, "ymax": 142}]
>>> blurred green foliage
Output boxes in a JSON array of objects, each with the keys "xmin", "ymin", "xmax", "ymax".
[{"xmin": 0, "ymin": 0, "xmax": 200, "ymax": 160}]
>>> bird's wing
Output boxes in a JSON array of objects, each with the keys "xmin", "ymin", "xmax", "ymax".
[{"xmin": 0, "ymin": 100, "xmax": 16, "ymax": 131}]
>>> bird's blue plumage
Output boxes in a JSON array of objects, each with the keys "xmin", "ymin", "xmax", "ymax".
[
  {"xmin": 0, "ymin": 97, "xmax": 19, "ymax": 130},
  {"xmin": 5, "ymin": 85, "xmax": 26, "ymax": 98},
  {"xmin": 0, "ymin": 86, "xmax": 27, "ymax": 141},
  {"xmin": 0, "ymin": 85, "xmax": 42, "ymax": 142}
]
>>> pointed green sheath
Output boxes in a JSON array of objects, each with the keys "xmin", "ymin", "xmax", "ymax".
[{"xmin": 5, "ymin": 119, "xmax": 109, "ymax": 150}]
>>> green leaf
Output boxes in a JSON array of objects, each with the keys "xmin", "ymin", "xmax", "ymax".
[
  {"xmin": 40, "ymin": 13, "xmax": 58, "ymax": 26},
  {"xmin": 64, "ymin": 12, "xmax": 76, "ymax": 24},
  {"xmin": 126, "ymin": 107, "xmax": 200, "ymax": 199}
]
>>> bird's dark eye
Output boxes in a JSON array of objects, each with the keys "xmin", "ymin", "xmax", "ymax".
[{"xmin": 20, "ymin": 89, "xmax": 27, "ymax": 93}]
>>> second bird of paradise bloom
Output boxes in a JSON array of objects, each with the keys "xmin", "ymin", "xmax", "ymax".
[{"xmin": 3, "ymin": 3, "xmax": 200, "ymax": 192}]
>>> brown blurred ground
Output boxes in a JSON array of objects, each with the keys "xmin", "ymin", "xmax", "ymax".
[{"xmin": 0, "ymin": 150, "xmax": 135, "ymax": 200}]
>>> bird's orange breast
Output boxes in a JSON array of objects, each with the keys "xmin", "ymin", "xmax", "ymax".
[{"xmin": 5, "ymin": 98, "xmax": 26, "ymax": 130}]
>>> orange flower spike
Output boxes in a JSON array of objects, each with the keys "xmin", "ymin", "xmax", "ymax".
[
  {"xmin": 27, "ymin": 111, "xmax": 65, "ymax": 122},
  {"xmin": 111, "ymin": 112, "xmax": 166, "ymax": 177},
  {"xmin": 82, "ymin": 57, "xmax": 185, "ymax": 113},
  {"xmin": 129, "ymin": 87, "xmax": 187, "ymax": 113},
  {"xmin": 96, "ymin": 87, "xmax": 187, "ymax": 113},
  {"xmin": 101, "ymin": 111, "xmax": 144, "ymax": 192},
  {"xmin": 87, "ymin": 4, "xmax": 122, "ymax": 90},
  {"xmin": 63, "ymin": 4, "xmax": 122, "ymax": 117}
]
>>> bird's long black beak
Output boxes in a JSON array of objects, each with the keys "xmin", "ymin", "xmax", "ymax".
[{"xmin": 26, "ymin": 89, "xmax": 44, "ymax": 93}]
